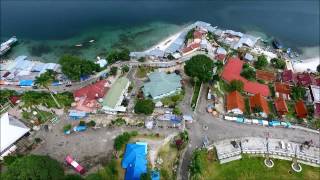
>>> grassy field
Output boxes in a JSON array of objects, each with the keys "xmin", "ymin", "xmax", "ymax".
[
  {"xmin": 135, "ymin": 66, "xmax": 154, "ymax": 78},
  {"xmin": 157, "ymin": 142, "xmax": 180, "ymax": 180},
  {"xmin": 190, "ymin": 149, "xmax": 320, "ymax": 180}
]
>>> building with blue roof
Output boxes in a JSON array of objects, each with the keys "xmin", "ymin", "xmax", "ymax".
[{"xmin": 122, "ymin": 142, "xmax": 148, "ymax": 180}]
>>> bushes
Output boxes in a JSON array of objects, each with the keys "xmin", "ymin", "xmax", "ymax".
[
  {"xmin": 254, "ymin": 55, "xmax": 268, "ymax": 70},
  {"xmin": 113, "ymin": 131, "xmax": 138, "ymax": 151},
  {"xmin": 228, "ymin": 80, "xmax": 244, "ymax": 93},
  {"xmin": 107, "ymin": 48, "xmax": 130, "ymax": 64},
  {"xmin": 109, "ymin": 67, "xmax": 118, "ymax": 76},
  {"xmin": 21, "ymin": 91, "xmax": 73, "ymax": 109},
  {"xmin": 173, "ymin": 107, "xmax": 182, "ymax": 115},
  {"xmin": 190, "ymin": 150, "xmax": 206, "ymax": 178},
  {"xmin": 271, "ymin": 58, "xmax": 286, "ymax": 69},
  {"xmin": 63, "ymin": 124, "xmax": 72, "ymax": 132},
  {"xmin": 240, "ymin": 64, "xmax": 256, "ymax": 81},
  {"xmin": 111, "ymin": 118, "xmax": 126, "ymax": 126},
  {"xmin": 134, "ymin": 99, "xmax": 155, "ymax": 115},
  {"xmin": 86, "ymin": 120, "xmax": 96, "ymax": 127}
]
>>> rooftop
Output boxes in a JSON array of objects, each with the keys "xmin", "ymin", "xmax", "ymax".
[
  {"xmin": 256, "ymin": 70, "xmax": 276, "ymax": 82},
  {"xmin": 74, "ymin": 80, "xmax": 108, "ymax": 101},
  {"xmin": 281, "ymin": 70, "xmax": 293, "ymax": 82},
  {"xmin": 142, "ymin": 72, "xmax": 182, "ymax": 99},
  {"xmin": 274, "ymin": 98, "xmax": 289, "ymax": 115},
  {"xmin": 274, "ymin": 82, "xmax": 291, "ymax": 94},
  {"xmin": 249, "ymin": 93, "xmax": 270, "ymax": 114},
  {"xmin": 102, "ymin": 77, "xmax": 129, "ymax": 109},
  {"xmin": 295, "ymin": 100, "xmax": 308, "ymax": 118},
  {"xmin": 226, "ymin": 91, "xmax": 245, "ymax": 113}
]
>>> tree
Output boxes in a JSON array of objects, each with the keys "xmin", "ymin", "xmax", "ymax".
[
  {"xmin": 270, "ymin": 58, "xmax": 286, "ymax": 69},
  {"xmin": 34, "ymin": 70, "xmax": 61, "ymax": 108},
  {"xmin": 254, "ymin": 55, "xmax": 268, "ymax": 69},
  {"xmin": 59, "ymin": 55, "xmax": 100, "ymax": 81},
  {"xmin": 64, "ymin": 174, "xmax": 83, "ymax": 180},
  {"xmin": 107, "ymin": 48, "xmax": 130, "ymax": 64},
  {"xmin": 185, "ymin": 28, "xmax": 195, "ymax": 43},
  {"xmin": 122, "ymin": 65, "xmax": 130, "ymax": 74},
  {"xmin": 228, "ymin": 80, "xmax": 244, "ymax": 92},
  {"xmin": 110, "ymin": 67, "xmax": 118, "ymax": 76},
  {"xmin": 291, "ymin": 86, "xmax": 306, "ymax": 100},
  {"xmin": 1, "ymin": 155, "xmax": 64, "ymax": 180},
  {"xmin": 134, "ymin": 99, "xmax": 155, "ymax": 115},
  {"xmin": 240, "ymin": 64, "xmax": 256, "ymax": 81},
  {"xmin": 184, "ymin": 55, "xmax": 214, "ymax": 82},
  {"xmin": 317, "ymin": 64, "xmax": 320, "ymax": 73},
  {"xmin": 253, "ymin": 106, "xmax": 263, "ymax": 113},
  {"xmin": 138, "ymin": 57, "xmax": 145, "ymax": 62},
  {"xmin": 173, "ymin": 107, "xmax": 182, "ymax": 115}
]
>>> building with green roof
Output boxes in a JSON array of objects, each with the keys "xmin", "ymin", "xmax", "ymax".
[
  {"xmin": 142, "ymin": 71, "xmax": 182, "ymax": 100},
  {"xmin": 102, "ymin": 77, "xmax": 130, "ymax": 113}
]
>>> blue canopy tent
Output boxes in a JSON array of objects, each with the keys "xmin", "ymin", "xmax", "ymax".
[
  {"xmin": 122, "ymin": 143, "xmax": 148, "ymax": 180},
  {"xmin": 19, "ymin": 80, "xmax": 34, "ymax": 86},
  {"xmin": 68, "ymin": 110, "xmax": 87, "ymax": 120}
]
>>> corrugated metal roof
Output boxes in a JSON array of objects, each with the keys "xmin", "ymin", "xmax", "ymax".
[{"xmin": 103, "ymin": 77, "xmax": 129, "ymax": 109}]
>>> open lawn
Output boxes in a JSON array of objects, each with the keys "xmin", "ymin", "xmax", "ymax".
[
  {"xmin": 190, "ymin": 149, "xmax": 320, "ymax": 180},
  {"xmin": 135, "ymin": 66, "xmax": 154, "ymax": 78},
  {"xmin": 157, "ymin": 142, "xmax": 180, "ymax": 180},
  {"xmin": 191, "ymin": 81, "xmax": 201, "ymax": 109}
]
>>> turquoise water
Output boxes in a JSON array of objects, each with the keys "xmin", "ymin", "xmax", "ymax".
[{"xmin": 1, "ymin": 0, "xmax": 319, "ymax": 62}]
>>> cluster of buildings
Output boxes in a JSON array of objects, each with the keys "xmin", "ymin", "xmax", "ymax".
[
  {"xmin": 71, "ymin": 77, "xmax": 130, "ymax": 115},
  {"xmin": 223, "ymin": 56, "xmax": 320, "ymax": 120},
  {"xmin": 0, "ymin": 55, "xmax": 61, "ymax": 86}
]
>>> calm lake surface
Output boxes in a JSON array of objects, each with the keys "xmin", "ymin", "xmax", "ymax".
[{"xmin": 1, "ymin": 0, "xmax": 319, "ymax": 62}]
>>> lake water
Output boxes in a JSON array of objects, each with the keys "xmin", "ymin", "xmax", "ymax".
[{"xmin": 1, "ymin": 0, "xmax": 319, "ymax": 62}]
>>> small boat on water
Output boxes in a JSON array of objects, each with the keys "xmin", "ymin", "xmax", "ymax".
[
  {"xmin": 89, "ymin": 40, "xmax": 95, "ymax": 43},
  {"xmin": 0, "ymin": 36, "xmax": 18, "ymax": 56},
  {"xmin": 75, "ymin": 44, "xmax": 83, "ymax": 47},
  {"xmin": 272, "ymin": 39, "xmax": 283, "ymax": 49}
]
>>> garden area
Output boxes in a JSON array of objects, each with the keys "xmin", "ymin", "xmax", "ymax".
[
  {"xmin": 135, "ymin": 66, "xmax": 154, "ymax": 78},
  {"xmin": 190, "ymin": 149, "xmax": 320, "ymax": 180}
]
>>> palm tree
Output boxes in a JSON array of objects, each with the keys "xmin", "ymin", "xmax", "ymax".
[{"xmin": 34, "ymin": 70, "xmax": 61, "ymax": 108}]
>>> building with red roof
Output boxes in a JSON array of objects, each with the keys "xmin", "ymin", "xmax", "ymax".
[
  {"xmin": 215, "ymin": 54, "xmax": 226, "ymax": 63},
  {"xmin": 295, "ymin": 100, "xmax": 308, "ymax": 119},
  {"xmin": 221, "ymin": 57, "xmax": 270, "ymax": 97},
  {"xmin": 294, "ymin": 73, "xmax": 313, "ymax": 87},
  {"xmin": 281, "ymin": 70, "xmax": 293, "ymax": 83},
  {"xmin": 9, "ymin": 96, "xmax": 20, "ymax": 105},
  {"xmin": 274, "ymin": 98, "xmax": 288, "ymax": 116},
  {"xmin": 249, "ymin": 93, "xmax": 270, "ymax": 117},
  {"xmin": 181, "ymin": 43, "xmax": 200, "ymax": 56},
  {"xmin": 193, "ymin": 30, "xmax": 203, "ymax": 40},
  {"xmin": 73, "ymin": 80, "xmax": 109, "ymax": 113},
  {"xmin": 274, "ymin": 82, "xmax": 291, "ymax": 100},
  {"xmin": 256, "ymin": 70, "xmax": 276, "ymax": 82},
  {"xmin": 226, "ymin": 91, "xmax": 245, "ymax": 114}
]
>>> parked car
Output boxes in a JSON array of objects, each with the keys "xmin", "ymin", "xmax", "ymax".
[{"xmin": 65, "ymin": 155, "xmax": 85, "ymax": 174}]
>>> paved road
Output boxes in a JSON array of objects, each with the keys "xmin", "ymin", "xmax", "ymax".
[{"xmin": 178, "ymin": 84, "xmax": 320, "ymax": 180}]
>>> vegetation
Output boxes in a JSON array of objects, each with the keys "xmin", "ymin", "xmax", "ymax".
[
  {"xmin": 254, "ymin": 55, "xmax": 268, "ymax": 70},
  {"xmin": 291, "ymin": 86, "xmax": 306, "ymax": 100},
  {"xmin": 110, "ymin": 66, "xmax": 118, "ymax": 76},
  {"xmin": 0, "ymin": 90, "xmax": 18, "ymax": 106},
  {"xmin": 244, "ymin": 98, "xmax": 251, "ymax": 115},
  {"xmin": 111, "ymin": 118, "xmax": 126, "ymax": 126},
  {"xmin": 107, "ymin": 48, "xmax": 130, "ymax": 64},
  {"xmin": 136, "ymin": 66, "xmax": 154, "ymax": 78},
  {"xmin": 114, "ymin": 131, "xmax": 138, "ymax": 151},
  {"xmin": 228, "ymin": 80, "xmax": 244, "ymax": 93},
  {"xmin": 317, "ymin": 64, "xmax": 320, "ymax": 73},
  {"xmin": 21, "ymin": 91, "xmax": 73, "ymax": 109},
  {"xmin": 189, "ymin": 149, "xmax": 320, "ymax": 180},
  {"xmin": 59, "ymin": 55, "xmax": 100, "ymax": 81},
  {"xmin": 184, "ymin": 55, "xmax": 214, "ymax": 82},
  {"xmin": 173, "ymin": 107, "xmax": 182, "ymax": 115},
  {"xmin": 63, "ymin": 124, "xmax": 72, "ymax": 132},
  {"xmin": 138, "ymin": 57, "xmax": 146, "ymax": 62},
  {"xmin": 240, "ymin": 63, "xmax": 256, "ymax": 81},
  {"xmin": 174, "ymin": 131, "xmax": 189, "ymax": 150},
  {"xmin": 271, "ymin": 58, "xmax": 286, "ymax": 69},
  {"xmin": 268, "ymin": 83, "xmax": 276, "ymax": 98},
  {"xmin": 1, "ymin": 155, "xmax": 64, "ymax": 180},
  {"xmin": 157, "ymin": 142, "xmax": 179, "ymax": 180},
  {"xmin": 86, "ymin": 120, "xmax": 96, "ymax": 127},
  {"xmin": 121, "ymin": 65, "xmax": 130, "ymax": 74},
  {"xmin": 185, "ymin": 28, "xmax": 195, "ymax": 43},
  {"xmin": 191, "ymin": 80, "xmax": 201, "ymax": 109},
  {"xmin": 134, "ymin": 99, "xmax": 155, "ymax": 115},
  {"xmin": 161, "ymin": 92, "xmax": 184, "ymax": 108}
]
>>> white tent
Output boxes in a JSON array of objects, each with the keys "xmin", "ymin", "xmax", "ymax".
[{"xmin": 0, "ymin": 112, "xmax": 30, "ymax": 155}]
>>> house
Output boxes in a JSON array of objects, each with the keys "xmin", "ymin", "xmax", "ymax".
[
  {"xmin": 256, "ymin": 70, "xmax": 276, "ymax": 82},
  {"xmin": 102, "ymin": 77, "xmax": 130, "ymax": 113},
  {"xmin": 294, "ymin": 73, "xmax": 313, "ymax": 87},
  {"xmin": 216, "ymin": 47, "xmax": 227, "ymax": 55},
  {"xmin": 95, "ymin": 59, "xmax": 107, "ymax": 68},
  {"xmin": 309, "ymin": 85, "xmax": 320, "ymax": 103},
  {"xmin": 221, "ymin": 57, "xmax": 270, "ymax": 97},
  {"xmin": 215, "ymin": 54, "xmax": 226, "ymax": 63},
  {"xmin": 281, "ymin": 70, "xmax": 294, "ymax": 83},
  {"xmin": 243, "ymin": 53, "xmax": 254, "ymax": 61},
  {"xmin": 226, "ymin": 91, "xmax": 245, "ymax": 114},
  {"xmin": 68, "ymin": 110, "xmax": 87, "ymax": 120},
  {"xmin": 274, "ymin": 82, "xmax": 291, "ymax": 100},
  {"xmin": 181, "ymin": 43, "xmax": 200, "ymax": 56},
  {"xmin": 122, "ymin": 142, "xmax": 148, "ymax": 180},
  {"xmin": 1, "ymin": 112, "xmax": 30, "ymax": 158},
  {"xmin": 193, "ymin": 30, "xmax": 203, "ymax": 43},
  {"xmin": 73, "ymin": 80, "xmax": 109, "ymax": 113},
  {"xmin": 274, "ymin": 98, "xmax": 289, "ymax": 116},
  {"xmin": 295, "ymin": 100, "xmax": 308, "ymax": 119},
  {"xmin": 249, "ymin": 93, "xmax": 270, "ymax": 117},
  {"xmin": 142, "ymin": 72, "xmax": 182, "ymax": 99}
]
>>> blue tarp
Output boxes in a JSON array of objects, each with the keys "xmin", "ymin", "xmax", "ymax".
[
  {"xmin": 170, "ymin": 115, "xmax": 182, "ymax": 124},
  {"xmin": 122, "ymin": 143, "xmax": 148, "ymax": 180},
  {"xmin": 269, "ymin": 120, "xmax": 281, "ymax": 127},
  {"xmin": 236, "ymin": 117, "xmax": 244, "ymax": 123},
  {"xmin": 19, "ymin": 80, "xmax": 34, "ymax": 86},
  {"xmin": 69, "ymin": 110, "xmax": 87, "ymax": 119},
  {"xmin": 151, "ymin": 171, "xmax": 160, "ymax": 180},
  {"xmin": 73, "ymin": 125, "xmax": 87, "ymax": 132}
]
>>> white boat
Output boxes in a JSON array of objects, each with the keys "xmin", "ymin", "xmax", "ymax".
[
  {"xmin": 75, "ymin": 44, "xmax": 83, "ymax": 47},
  {"xmin": 0, "ymin": 36, "xmax": 18, "ymax": 55},
  {"xmin": 89, "ymin": 40, "xmax": 95, "ymax": 43}
]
